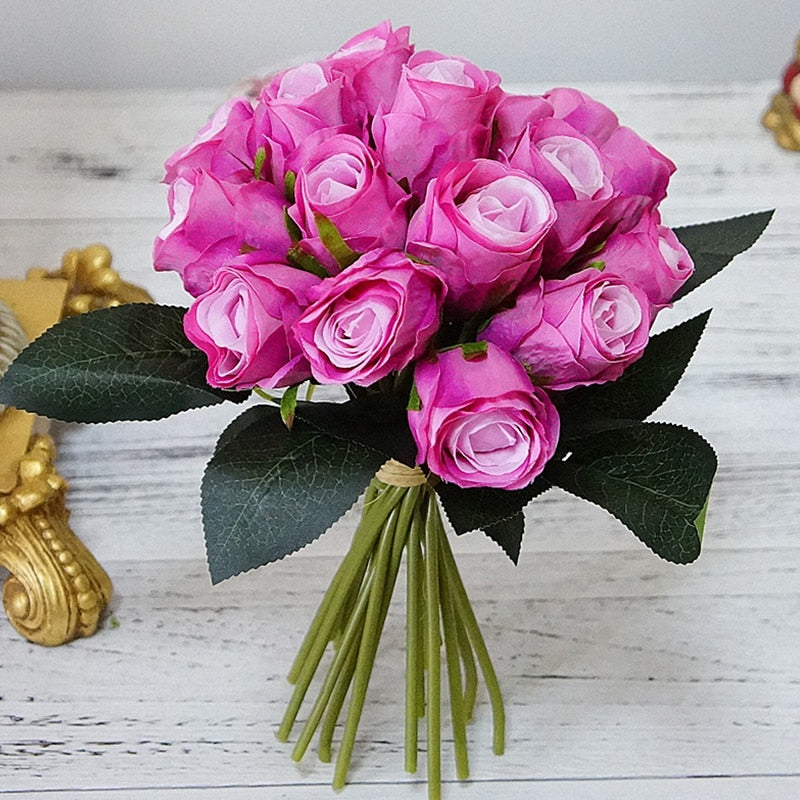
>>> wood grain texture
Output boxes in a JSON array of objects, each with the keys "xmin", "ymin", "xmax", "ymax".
[{"xmin": 0, "ymin": 82, "xmax": 798, "ymax": 797}]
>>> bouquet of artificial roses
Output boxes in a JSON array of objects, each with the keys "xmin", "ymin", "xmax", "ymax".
[{"xmin": 0, "ymin": 21, "xmax": 770, "ymax": 800}]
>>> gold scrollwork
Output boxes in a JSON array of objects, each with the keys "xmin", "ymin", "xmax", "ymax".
[{"xmin": 1, "ymin": 243, "xmax": 152, "ymax": 646}]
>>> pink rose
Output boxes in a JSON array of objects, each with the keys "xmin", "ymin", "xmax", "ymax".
[
  {"xmin": 585, "ymin": 212, "xmax": 694, "ymax": 307},
  {"xmin": 324, "ymin": 21, "xmax": 413, "ymax": 115},
  {"xmin": 372, "ymin": 50, "xmax": 502, "ymax": 197},
  {"xmin": 249, "ymin": 61, "xmax": 363, "ymax": 184},
  {"xmin": 493, "ymin": 87, "xmax": 675, "ymax": 269},
  {"xmin": 153, "ymin": 170, "xmax": 292, "ymax": 296},
  {"xmin": 295, "ymin": 249, "xmax": 446, "ymax": 386},
  {"xmin": 289, "ymin": 133, "xmax": 410, "ymax": 268},
  {"xmin": 406, "ymin": 158, "xmax": 556, "ymax": 315},
  {"xmin": 408, "ymin": 343, "xmax": 559, "ymax": 489},
  {"xmin": 184, "ymin": 254, "xmax": 321, "ymax": 391},
  {"xmin": 164, "ymin": 96, "xmax": 255, "ymax": 183},
  {"xmin": 545, "ymin": 88, "xmax": 674, "ymax": 215},
  {"xmin": 481, "ymin": 270, "xmax": 652, "ymax": 390}
]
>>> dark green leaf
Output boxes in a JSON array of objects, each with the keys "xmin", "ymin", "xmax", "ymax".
[
  {"xmin": 481, "ymin": 510, "xmax": 526, "ymax": 564},
  {"xmin": 558, "ymin": 310, "xmax": 711, "ymax": 438},
  {"xmin": 436, "ymin": 478, "xmax": 550, "ymax": 562},
  {"xmin": 544, "ymin": 422, "xmax": 717, "ymax": 563},
  {"xmin": 673, "ymin": 210, "xmax": 773, "ymax": 300},
  {"xmin": 0, "ymin": 304, "xmax": 246, "ymax": 423},
  {"xmin": 202, "ymin": 403, "xmax": 388, "ymax": 582},
  {"xmin": 287, "ymin": 244, "xmax": 329, "ymax": 278}
]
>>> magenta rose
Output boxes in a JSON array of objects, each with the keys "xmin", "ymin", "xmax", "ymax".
[
  {"xmin": 249, "ymin": 61, "xmax": 363, "ymax": 184},
  {"xmin": 406, "ymin": 158, "xmax": 556, "ymax": 315},
  {"xmin": 153, "ymin": 170, "xmax": 292, "ymax": 296},
  {"xmin": 184, "ymin": 254, "xmax": 321, "ymax": 391},
  {"xmin": 372, "ymin": 50, "xmax": 502, "ymax": 197},
  {"xmin": 585, "ymin": 211, "xmax": 694, "ymax": 307},
  {"xmin": 481, "ymin": 270, "xmax": 652, "ymax": 390},
  {"xmin": 295, "ymin": 249, "xmax": 446, "ymax": 386},
  {"xmin": 289, "ymin": 133, "xmax": 410, "ymax": 268},
  {"xmin": 324, "ymin": 21, "xmax": 414, "ymax": 115},
  {"xmin": 163, "ymin": 97, "xmax": 255, "ymax": 184},
  {"xmin": 545, "ymin": 87, "xmax": 674, "ymax": 216},
  {"xmin": 408, "ymin": 343, "xmax": 560, "ymax": 489}
]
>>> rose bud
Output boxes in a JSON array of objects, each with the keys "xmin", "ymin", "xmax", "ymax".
[
  {"xmin": 153, "ymin": 170, "xmax": 292, "ymax": 296},
  {"xmin": 164, "ymin": 96, "xmax": 255, "ymax": 183},
  {"xmin": 183, "ymin": 253, "xmax": 321, "ymax": 391},
  {"xmin": 584, "ymin": 211, "xmax": 694, "ymax": 308},
  {"xmin": 324, "ymin": 21, "xmax": 414, "ymax": 115},
  {"xmin": 295, "ymin": 249, "xmax": 446, "ymax": 386},
  {"xmin": 481, "ymin": 269, "xmax": 652, "ymax": 390},
  {"xmin": 289, "ymin": 133, "xmax": 410, "ymax": 266},
  {"xmin": 408, "ymin": 343, "xmax": 560, "ymax": 490},
  {"xmin": 406, "ymin": 158, "xmax": 556, "ymax": 315},
  {"xmin": 372, "ymin": 50, "xmax": 502, "ymax": 197}
]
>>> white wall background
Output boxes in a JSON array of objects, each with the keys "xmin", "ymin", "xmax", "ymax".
[{"xmin": 1, "ymin": 1, "xmax": 797, "ymax": 89}]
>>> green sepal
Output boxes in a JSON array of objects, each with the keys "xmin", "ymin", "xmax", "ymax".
[
  {"xmin": 0, "ymin": 304, "xmax": 247, "ymax": 423},
  {"xmin": 287, "ymin": 244, "xmax": 329, "ymax": 279},
  {"xmin": 280, "ymin": 384, "xmax": 300, "ymax": 430},
  {"xmin": 284, "ymin": 208, "xmax": 303, "ymax": 244},
  {"xmin": 253, "ymin": 147, "xmax": 267, "ymax": 181},
  {"xmin": 314, "ymin": 213, "xmax": 360, "ymax": 269},
  {"xmin": 407, "ymin": 382, "xmax": 422, "ymax": 412},
  {"xmin": 284, "ymin": 170, "xmax": 297, "ymax": 202}
]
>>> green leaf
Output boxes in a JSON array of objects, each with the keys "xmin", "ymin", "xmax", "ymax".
[
  {"xmin": 283, "ymin": 208, "xmax": 303, "ymax": 244},
  {"xmin": 436, "ymin": 479, "xmax": 550, "ymax": 563},
  {"xmin": 284, "ymin": 170, "xmax": 297, "ymax": 202},
  {"xmin": 558, "ymin": 310, "xmax": 711, "ymax": 438},
  {"xmin": 0, "ymin": 304, "xmax": 246, "ymax": 423},
  {"xmin": 544, "ymin": 422, "xmax": 717, "ymax": 563},
  {"xmin": 314, "ymin": 212, "xmax": 360, "ymax": 269},
  {"xmin": 481, "ymin": 510, "xmax": 526, "ymax": 564},
  {"xmin": 673, "ymin": 210, "xmax": 773, "ymax": 300},
  {"xmin": 202, "ymin": 403, "xmax": 389, "ymax": 583}
]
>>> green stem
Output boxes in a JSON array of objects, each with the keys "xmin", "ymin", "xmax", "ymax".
[
  {"xmin": 439, "ymin": 547, "xmax": 469, "ymax": 780},
  {"xmin": 279, "ymin": 485, "xmax": 402, "ymax": 741},
  {"xmin": 455, "ymin": 605, "xmax": 478, "ymax": 722},
  {"xmin": 424, "ymin": 494, "xmax": 442, "ymax": 800},
  {"xmin": 318, "ymin": 634, "xmax": 360, "ymax": 763},
  {"xmin": 290, "ymin": 563, "xmax": 374, "ymax": 762},
  {"xmin": 333, "ymin": 500, "xmax": 399, "ymax": 790},
  {"xmin": 405, "ymin": 501, "xmax": 422, "ymax": 774},
  {"xmin": 437, "ymin": 519, "xmax": 505, "ymax": 756}
]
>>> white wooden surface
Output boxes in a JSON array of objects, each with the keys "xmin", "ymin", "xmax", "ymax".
[{"xmin": 1, "ymin": 82, "xmax": 799, "ymax": 798}]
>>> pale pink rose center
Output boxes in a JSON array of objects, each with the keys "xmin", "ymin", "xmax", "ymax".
[
  {"xmin": 451, "ymin": 411, "xmax": 532, "ymax": 475},
  {"xmin": 538, "ymin": 135, "xmax": 605, "ymax": 199},
  {"xmin": 335, "ymin": 35, "xmax": 384, "ymax": 57},
  {"xmin": 277, "ymin": 63, "xmax": 328, "ymax": 100},
  {"xmin": 307, "ymin": 152, "xmax": 366, "ymax": 205},
  {"xmin": 158, "ymin": 177, "xmax": 194, "ymax": 240},
  {"xmin": 458, "ymin": 176, "xmax": 552, "ymax": 245},
  {"xmin": 196, "ymin": 285, "xmax": 253, "ymax": 377},
  {"xmin": 318, "ymin": 297, "xmax": 395, "ymax": 368},
  {"xmin": 412, "ymin": 59, "xmax": 475, "ymax": 88},
  {"xmin": 590, "ymin": 284, "xmax": 643, "ymax": 355}
]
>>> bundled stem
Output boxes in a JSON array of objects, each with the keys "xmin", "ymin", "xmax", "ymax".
[{"xmin": 278, "ymin": 461, "xmax": 505, "ymax": 800}]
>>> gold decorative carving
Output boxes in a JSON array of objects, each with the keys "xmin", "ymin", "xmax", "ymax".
[
  {"xmin": 763, "ymin": 36, "xmax": 800, "ymax": 151},
  {"xmin": 0, "ymin": 436, "xmax": 112, "ymax": 645},
  {"xmin": 0, "ymin": 243, "xmax": 152, "ymax": 645}
]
